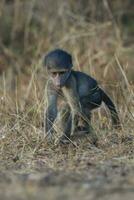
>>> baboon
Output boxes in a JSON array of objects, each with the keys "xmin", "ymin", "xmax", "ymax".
[{"xmin": 43, "ymin": 49, "xmax": 120, "ymax": 144}]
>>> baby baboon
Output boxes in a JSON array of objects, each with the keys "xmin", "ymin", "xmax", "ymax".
[{"xmin": 43, "ymin": 49, "xmax": 120, "ymax": 144}]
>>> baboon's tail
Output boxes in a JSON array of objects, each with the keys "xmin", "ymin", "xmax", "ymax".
[{"xmin": 101, "ymin": 89, "xmax": 120, "ymax": 127}]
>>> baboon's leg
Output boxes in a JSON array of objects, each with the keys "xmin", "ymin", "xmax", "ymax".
[
  {"xmin": 80, "ymin": 106, "xmax": 98, "ymax": 145},
  {"xmin": 80, "ymin": 107, "xmax": 92, "ymax": 132},
  {"xmin": 56, "ymin": 104, "xmax": 73, "ymax": 143}
]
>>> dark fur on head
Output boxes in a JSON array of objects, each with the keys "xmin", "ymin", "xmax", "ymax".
[{"xmin": 44, "ymin": 49, "xmax": 73, "ymax": 71}]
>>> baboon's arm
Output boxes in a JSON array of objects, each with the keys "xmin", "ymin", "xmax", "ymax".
[{"xmin": 44, "ymin": 82, "xmax": 58, "ymax": 135}]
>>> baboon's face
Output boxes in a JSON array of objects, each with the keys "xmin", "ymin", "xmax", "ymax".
[{"xmin": 49, "ymin": 69, "xmax": 71, "ymax": 88}]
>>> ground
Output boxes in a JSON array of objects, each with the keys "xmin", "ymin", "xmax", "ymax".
[
  {"xmin": 0, "ymin": 130, "xmax": 134, "ymax": 200},
  {"xmin": 0, "ymin": 1, "xmax": 134, "ymax": 199}
]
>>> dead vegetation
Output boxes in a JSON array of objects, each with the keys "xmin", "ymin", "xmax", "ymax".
[{"xmin": 0, "ymin": 1, "xmax": 134, "ymax": 200}]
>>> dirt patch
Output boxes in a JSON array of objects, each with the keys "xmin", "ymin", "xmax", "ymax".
[{"xmin": 0, "ymin": 134, "xmax": 134, "ymax": 200}]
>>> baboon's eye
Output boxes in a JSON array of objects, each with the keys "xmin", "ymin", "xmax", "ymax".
[
  {"xmin": 51, "ymin": 71, "xmax": 66, "ymax": 77},
  {"xmin": 51, "ymin": 72, "xmax": 58, "ymax": 77},
  {"xmin": 59, "ymin": 71, "xmax": 66, "ymax": 75}
]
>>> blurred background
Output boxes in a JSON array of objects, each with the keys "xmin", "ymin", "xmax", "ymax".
[
  {"xmin": 0, "ymin": 0, "xmax": 133, "ymax": 124},
  {"xmin": 0, "ymin": 3, "xmax": 134, "ymax": 199}
]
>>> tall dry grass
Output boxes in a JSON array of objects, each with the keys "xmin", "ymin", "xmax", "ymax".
[{"xmin": 0, "ymin": 1, "xmax": 134, "ymax": 169}]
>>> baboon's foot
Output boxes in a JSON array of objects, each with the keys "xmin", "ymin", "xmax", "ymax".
[
  {"xmin": 86, "ymin": 127, "xmax": 98, "ymax": 146},
  {"xmin": 75, "ymin": 126, "xmax": 89, "ymax": 133},
  {"xmin": 44, "ymin": 132, "xmax": 54, "ymax": 144},
  {"xmin": 59, "ymin": 135, "xmax": 70, "ymax": 145}
]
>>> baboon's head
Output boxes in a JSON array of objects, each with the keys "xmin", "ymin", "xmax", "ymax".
[{"xmin": 43, "ymin": 49, "xmax": 73, "ymax": 88}]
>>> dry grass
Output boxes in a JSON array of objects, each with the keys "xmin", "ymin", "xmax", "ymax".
[{"xmin": 0, "ymin": 1, "xmax": 134, "ymax": 200}]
